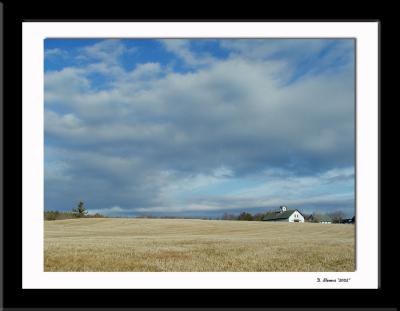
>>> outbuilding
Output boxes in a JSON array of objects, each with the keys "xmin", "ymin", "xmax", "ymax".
[
  {"xmin": 308, "ymin": 214, "xmax": 332, "ymax": 224},
  {"xmin": 317, "ymin": 215, "xmax": 332, "ymax": 224}
]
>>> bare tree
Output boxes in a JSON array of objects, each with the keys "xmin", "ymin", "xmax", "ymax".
[
  {"xmin": 237, "ymin": 212, "xmax": 253, "ymax": 221},
  {"xmin": 221, "ymin": 212, "xmax": 237, "ymax": 220},
  {"xmin": 328, "ymin": 210, "xmax": 346, "ymax": 223}
]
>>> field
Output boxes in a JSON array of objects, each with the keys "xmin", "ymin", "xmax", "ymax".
[{"xmin": 44, "ymin": 218, "xmax": 355, "ymax": 272}]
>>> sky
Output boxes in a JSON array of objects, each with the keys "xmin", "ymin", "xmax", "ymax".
[{"xmin": 44, "ymin": 38, "xmax": 355, "ymax": 218}]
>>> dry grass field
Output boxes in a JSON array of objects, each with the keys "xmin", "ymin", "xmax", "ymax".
[{"xmin": 44, "ymin": 218, "xmax": 355, "ymax": 272}]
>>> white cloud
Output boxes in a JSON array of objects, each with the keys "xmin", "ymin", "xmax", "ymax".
[
  {"xmin": 88, "ymin": 205, "xmax": 132, "ymax": 215},
  {"xmin": 229, "ymin": 167, "xmax": 354, "ymax": 200},
  {"xmin": 45, "ymin": 67, "xmax": 90, "ymax": 104},
  {"xmin": 82, "ymin": 39, "xmax": 128, "ymax": 64},
  {"xmin": 133, "ymin": 193, "xmax": 354, "ymax": 214},
  {"xmin": 130, "ymin": 62, "xmax": 162, "ymax": 79},
  {"xmin": 45, "ymin": 55, "xmax": 354, "ymax": 175},
  {"xmin": 160, "ymin": 39, "xmax": 216, "ymax": 66},
  {"xmin": 45, "ymin": 48, "xmax": 67, "ymax": 59},
  {"xmin": 220, "ymin": 39, "xmax": 354, "ymax": 63}
]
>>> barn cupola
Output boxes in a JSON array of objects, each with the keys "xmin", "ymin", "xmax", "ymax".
[{"xmin": 280, "ymin": 205, "xmax": 287, "ymax": 213}]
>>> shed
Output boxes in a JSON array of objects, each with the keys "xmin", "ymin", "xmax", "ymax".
[{"xmin": 318, "ymin": 215, "xmax": 332, "ymax": 224}]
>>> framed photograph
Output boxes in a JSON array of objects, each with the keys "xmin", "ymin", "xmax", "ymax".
[{"xmin": 2, "ymin": 13, "xmax": 386, "ymax": 310}]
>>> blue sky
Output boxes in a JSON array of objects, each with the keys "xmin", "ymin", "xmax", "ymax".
[{"xmin": 44, "ymin": 38, "xmax": 355, "ymax": 217}]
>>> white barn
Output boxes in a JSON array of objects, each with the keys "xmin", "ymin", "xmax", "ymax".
[{"xmin": 262, "ymin": 206, "xmax": 305, "ymax": 223}]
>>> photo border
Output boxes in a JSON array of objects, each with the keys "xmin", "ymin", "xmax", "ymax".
[
  {"xmin": 23, "ymin": 21, "xmax": 375, "ymax": 289},
  {"xmin": 2, "ymin": 15, "xmax": 386, "ymax": 309}
]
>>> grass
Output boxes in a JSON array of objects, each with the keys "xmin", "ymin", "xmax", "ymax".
[{"xmin": 44, "ymin": 218, "xmax": 355, "ymax": 272}]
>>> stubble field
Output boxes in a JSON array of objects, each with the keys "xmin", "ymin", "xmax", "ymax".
[{"xmin": 44, "ymin": 218, "xmax": 355, "ymax": 272}]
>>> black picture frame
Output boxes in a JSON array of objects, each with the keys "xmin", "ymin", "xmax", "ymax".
[{"xmin": 1, "ymin": 2, "xmax": 389, "ymax": 309}]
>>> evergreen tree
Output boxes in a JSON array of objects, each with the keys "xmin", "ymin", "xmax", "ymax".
[{"xmin": 72, "ymin": 201, "xmax": 88, "ymax": 217}]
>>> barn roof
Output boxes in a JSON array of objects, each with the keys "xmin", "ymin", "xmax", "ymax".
[
  {"xmin": 263, "ymin": 209, "xmax": 298, "ymax": 221},
  {"xmin": 318, "ymin": 215, "xmax": 332, "ymax": 222}
]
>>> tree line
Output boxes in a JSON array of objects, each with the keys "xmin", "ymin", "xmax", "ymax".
[
  {"xmin": 220, "ymin": 210, "xmax": 350, "ymax": 223},
  {"xmin": 44, "ymin": 201, "xmax": 105, "ymax": 220},
  {"xmin": 44, "ymin": 202, "xmax": 352, "ymax": 224}
]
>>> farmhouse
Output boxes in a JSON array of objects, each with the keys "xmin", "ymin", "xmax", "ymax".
[{"xmin": 262, "ymin": 206, "xmax": 305, "ymax": 223}]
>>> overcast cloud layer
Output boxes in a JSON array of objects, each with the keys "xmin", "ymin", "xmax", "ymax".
[{"xmin": 44, "ymin": 39, "xmax": 355, "ymax": 217}]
